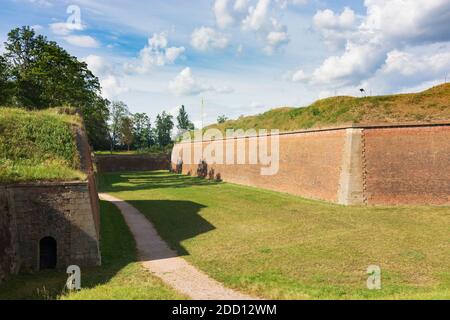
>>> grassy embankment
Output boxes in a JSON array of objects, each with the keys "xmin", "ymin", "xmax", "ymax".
[
  {"xmin": 0, "ymin": 200, "xmax": 186, "ymax": 300},
  {"xmin": 99, "ymin": 171, "xmax": 450, "ymax": 300},
  {"xmin": 0, "ymin": 107, "xmax": 85, "ymax": 183},
  {"xmin": 208, "ymin": 83, "xmax": 450, "ymax": 133}
]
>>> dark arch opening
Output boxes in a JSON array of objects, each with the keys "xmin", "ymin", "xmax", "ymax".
[{"xmin": 39, "ymin": 237, "xmax": 57, "ymax": 270}]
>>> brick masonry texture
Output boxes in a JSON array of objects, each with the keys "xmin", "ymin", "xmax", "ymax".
[
  {"xmin": 0, "ymin": 182, "xmax": 101, "ymax": 282},
  {"xmin": 0, "ymin": 122, "xmax": 101, "ymax": 284},
  {"xmin": 173, "ymin": 124, "xmax": 450, "ymax": 206},
  {"xmin": 363, "ymin": 125, "xmax": 450, "ymax": 205},
  {"xmin": 178, "ymin": 129, "xmax": 347, "ymax": 203},
  {"xmin": 96, "ymin": 154, "xmax": 170, "ymax": 173},
  {"xmin": 76, "ymin": 127, "xmax": 101, "ymax": 240},
  {"xmin": 0, "ymin": 187, "xmax": 14, "ymax": 284}
]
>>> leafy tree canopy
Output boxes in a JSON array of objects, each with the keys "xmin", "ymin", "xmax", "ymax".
[
  {"xmin": 133, "ymin": 113, "xmax": 153, "ymax": 149},
  {"xmin": 176, "ymin": 105, "xmax": 195, "ymax": 131},
  {"xmin": 217, "ymin": 114, "xmax": 228, "ymax": 124},
  {"xmin": 120, "ymin": 116, "xmax": 134, "ymax": 151},
  {"xmin": 155, "ymin": 111, "xmax": 174, "ymax": 147},
  {"xmin": 109, "ymin": 100, "xmax": 129, "ymax": 151},
  {"xmin": 0, "ymin": 56, "xmax": 13, "ymax": 105},
  {"xmin": 1, "ymin": 26, "xmax": 110, "ymax": 149}
]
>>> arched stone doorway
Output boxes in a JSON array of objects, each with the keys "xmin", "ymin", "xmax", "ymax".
[{"xmin": 39, "ymin": 237, "xmax": 57, "ymax": 270}]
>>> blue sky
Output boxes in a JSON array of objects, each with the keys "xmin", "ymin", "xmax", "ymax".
[{"xmin": 1, "ymin": 0, "xmax": 449, "ymax": 127}]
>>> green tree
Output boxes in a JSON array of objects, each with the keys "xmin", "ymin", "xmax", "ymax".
[
  {"xmin": 132, "ymin": 113, "xmax": 153, "ymax": 149},
  {"xmin": 2, "ymin": 26, "xmax": 110, "ymax": 149},
  {"xmin": 176, "ymin": 105, "xmax": 194, "ymax": 131},
  {"xmin": 120, "ymin": 116, "xmax": 134, "ymax": 151},
  {"xmin": 217, "ymin": 114, "xmax": 228, "ymax": 124},
  {"xmin": 0, "ymin": 56, "xmax": 13, "ymax": 105},
  {"xmin": 109, "ymin": 101, "xmax": 129, "ymax": 151},
  {"xmin": 81, "ymin": 97, "xmax": 110, "ymax": 150},
  {"xmin": 155, "ymin": 111, "xmax": 174, "ymax": 147}
]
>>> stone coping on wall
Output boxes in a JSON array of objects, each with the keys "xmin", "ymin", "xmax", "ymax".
[
  {"xmin": 95, "ymin": 154, "xmax": 169, "ymax": 158},
  {"xmin": 0, "ymin": 180, "xmax": 89, "ymax": 188},
  {"xmin": 176, "ymin": 121, "xmax": 450, "ymax": 144}
]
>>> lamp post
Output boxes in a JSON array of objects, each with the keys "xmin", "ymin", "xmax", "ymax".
[{"xmin": 360, "ymin": 88, "xmax": 366, "ymax": 97}]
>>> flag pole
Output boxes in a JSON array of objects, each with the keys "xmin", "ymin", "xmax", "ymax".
[
  {"xmin": 201, "ymin": 97, "xmax": 204, "ymax": 133},
  {"xmin": 201, "ymin": 98, "xmax": 204, "ymax": 161}
]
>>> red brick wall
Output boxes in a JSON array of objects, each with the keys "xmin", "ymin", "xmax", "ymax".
[
  {"xmin": 0, "ymin": 187, "xmax": 13, "ymax": 283},
  {"xmin": 174, "ymin": 124, "xmax": 450, "ymax": 206},
  {"xmin": 363, "ymin": 125, "xmax": 450, "ymax": 205},
  {"xmin": 96, "ymin": 154, "xmax": 170, "ymax": 173},
  {"xmin": 75, "ymin": 127, "xmax": 101, "ymax": 240},
  {"xmin": 0, "ymin": 181, "xmax": 101, "ymax": 277},
  {"xmin": 178, "ymin": 130, "xmax": 347, "ymax": 203}
]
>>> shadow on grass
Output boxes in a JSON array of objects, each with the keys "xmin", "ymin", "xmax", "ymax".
[
  {"xmin": 0, "ymin": 193, "xmax": 214, "ymax": 299},
  {"xmin": 99, "ymin": 171, "xmax": 217, "ymax": 258},
  {"xmin": 124, "ymin": 200, "xmax": 214, "ymax": 259},
  {"xmin": 0, "ymin": 201, "xmax": 141, "ymax": 300},
  {"xmin": 99, "ymin": 171, "xmax": 221, "ymax": 193}
]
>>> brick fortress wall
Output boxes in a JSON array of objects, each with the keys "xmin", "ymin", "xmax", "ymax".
[
  {"xmin": 173, "ymin": 123, "xmax": 450, "ymax": 206},
  {"xmin": 0, "ymin": 115, "xmax": 101, "ymax": 283},
  {"xmin": 0, "ymin": 182, "xmax": 101, "ymax": 279},
  {"xmin": 96, "ymin": 154, "xmax": 170, "ymax": 173},
  {"xmin": 178, "ymin": 129, "xmax": 347, "ymax": 203}
]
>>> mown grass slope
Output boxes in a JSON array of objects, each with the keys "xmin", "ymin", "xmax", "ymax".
[
  {"xmin": 208, "ymin": 83, "xmax": 450, "ymax": 132},
  {"xmin": 99, "ymin": 171, "xmax": 450, "ymax": 300},
  {"xmin": 0, "ymin": 107, "xmax": 86, "ymax": 183}
]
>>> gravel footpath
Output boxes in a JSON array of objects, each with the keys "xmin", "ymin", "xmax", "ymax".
[{"xmin": 99, "ymin": 193, "xmax": 257, "ymax": 300}]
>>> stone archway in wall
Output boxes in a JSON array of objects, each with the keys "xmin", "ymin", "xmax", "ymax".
[{"xmin": 39, "ymin": 237, "xmax": 57, "ymax": 270}]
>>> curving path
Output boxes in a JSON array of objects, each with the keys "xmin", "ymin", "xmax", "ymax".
[{"xmin": 99, "ymin": 193, "xmax": 257, "ymax": 300}]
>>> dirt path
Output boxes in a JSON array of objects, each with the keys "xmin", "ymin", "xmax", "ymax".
[{"xmin": 99, "ymin": 193, "xmax": 257, "ymax": 300}]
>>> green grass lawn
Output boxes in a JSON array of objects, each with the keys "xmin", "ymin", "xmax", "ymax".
[
  {"xmin": 0, "ymin": 200, "xmax": 185, "ymax": 300},
  {"xmin": 99, "ymin": 171, "xmax": 450, "ymax": 300}
]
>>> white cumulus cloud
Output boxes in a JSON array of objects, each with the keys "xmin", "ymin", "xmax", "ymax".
[
  {"xmin": 372, "ymin": 47, "xmax": 450, "ymax": 90},
  {"xmin": 214, "ymin": 0, "xmax": 235, "ymax": 29},
  {"xmin": 313, "ymin": 7, "xmax": 356, "ymax": 31},
  {"xmin": 169, "ymin": 67, "xmax": 234, "ymax": 96},
  {"xmin": 276, "ymin": 0, "xmax": 307, "ymax": 9},
  {"xmin": 234, "ymin": 0, "xmax": 249, "ymax": 12},
  {"xmin": 64, "ymin": 35, "xmax": 99, "ymax": 48},
  {"xmin": 49, "ymin": 22, "xmax": 84, "ymax": 35},
  {"xmin": 291, "ymin": 69, "xmax": 309, "ymax": 82},
  {"xmin": 294, "ymin": 0, "xmax": 450, "ymax": 88},
  {"xmin": 242, "ymin": 0, "xmax": 271, "ymax": 31},
  {"xmin": 191, "ymin": 27, "xmax": 230, "ymax": 51},
  {"xmin": 48, "ymin": 20, "xmax": 99, "ymax": 49},
  {"xmin": 312, "ymin": 7, "xmax": 357, "ymax": 50},
  {"xmin": 265, "ymin": 30, "xmax": 289, "ymax": 54},
  {"xmin": 125, "ymin": 32, "xmax": 185, "ymax": 74},
  {"xmin": 83, "ymin": 55, "xmax": 128, "ymax": 99},
  {"xmin": 169, "ymin": 67, "xmax": 205, "ymax": 96}
]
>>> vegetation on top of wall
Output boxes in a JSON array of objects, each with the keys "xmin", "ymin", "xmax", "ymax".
[
  {"xmin": 95, "ymin": 145, "xmax": 173, "ymax": 156},
  {"xmin": 0, "ymin": 26, "xmax": 111, "ymax": 150},
  {"xmin": 0, "ymin": 107, "xmax": 86, "ymax": 184},
  {"xmin": 208, "ymin": 83, "xmax": 450, "ymax": 133}
]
